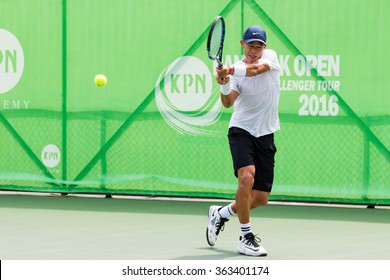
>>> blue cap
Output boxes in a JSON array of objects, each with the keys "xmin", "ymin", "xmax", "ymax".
[{"xmin": 243, "ymin": 25, "xmax": 267, "ymax": 45}]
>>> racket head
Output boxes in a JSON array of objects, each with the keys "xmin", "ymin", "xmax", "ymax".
[{"xmin": 206, "ymin": 16, "xmax": 225, "ymax": 67}]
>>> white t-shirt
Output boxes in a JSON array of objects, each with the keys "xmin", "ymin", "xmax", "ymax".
[{"xmin": 229, "ymin": 49, "xmax": 281, "ymax": 137}]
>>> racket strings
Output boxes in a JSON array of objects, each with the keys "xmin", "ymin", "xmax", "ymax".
[{"xmin": 209, "ymin": 22, "xmax": 223, "ymax": 58}]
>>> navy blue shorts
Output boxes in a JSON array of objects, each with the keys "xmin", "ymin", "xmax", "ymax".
[{"xmin": 228, "ymin": 127, "xmax": 277, "ymax": 192}]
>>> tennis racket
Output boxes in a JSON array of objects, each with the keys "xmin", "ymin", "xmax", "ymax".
[{"xmin": 206, "ymin": 16, "xmax": 225, "ymax": 68}]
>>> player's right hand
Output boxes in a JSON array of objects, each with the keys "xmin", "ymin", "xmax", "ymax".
[
  {"xmin": 216, "ymin": 74, "xmax": 230, "ymax": 85},
  {"xmin": 216, "ymin": 65, "xmax": 231, "ymax": 78}
]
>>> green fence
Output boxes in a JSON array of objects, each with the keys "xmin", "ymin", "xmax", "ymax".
[{"xmin": 1, "ymin": 0, "xmax": 389, "ymax": 205}]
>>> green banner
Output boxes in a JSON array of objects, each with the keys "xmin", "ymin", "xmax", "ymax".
[{"xmin": 0, "ymin": 0, "xmax": 389, "ymax": 205}]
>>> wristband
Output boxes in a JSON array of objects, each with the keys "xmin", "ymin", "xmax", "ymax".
[
  {"xmin": 220, "ymin": 81, "xmax": 231, "ymax": 95},
  {"xmin": 232, "ymin": 64, "xmax": 246, "ymax": 77}
]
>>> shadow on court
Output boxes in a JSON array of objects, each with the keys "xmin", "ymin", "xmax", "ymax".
[{"xmin": 172, "ymin": 247, "xmax": 249, "ymax": 260}]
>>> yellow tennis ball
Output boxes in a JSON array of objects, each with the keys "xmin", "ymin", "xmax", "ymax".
[{"xmin": 94, "ymin": 74, "xmax": 107, "ymax": 87}]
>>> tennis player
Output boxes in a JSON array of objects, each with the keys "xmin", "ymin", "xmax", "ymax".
[{"xmin": 206, "ymin": 25, "xmax": 280, "ymax": 256}]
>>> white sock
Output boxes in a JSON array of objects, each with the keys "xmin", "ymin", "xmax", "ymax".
[
  {"xmin": 240, "ymin": 223, "xmax": 251, "ymax": 237},
  {"xmin": 218, "ymin": 203, "xmax": 235, "ymax": 219}
]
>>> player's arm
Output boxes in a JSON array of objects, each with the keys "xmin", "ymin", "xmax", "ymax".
[
  {"xmin": 241, "ymin": 62, "xmax": 270, "ymax": 76},
  {"xmin": 215, "ymin": 75, "xmax": 239, "ymax": 108},
  {"xmin": 225, "ymin": 63, "xmax": 270, "ymax": 77},
  {"xmin": 221, "ymin": 89, "xmax": 239, "ymax": 108}
]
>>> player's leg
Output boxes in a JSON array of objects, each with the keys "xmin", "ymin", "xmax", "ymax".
[
  {"xmin": 236, "ymin": 133, "xmax": 276, "ymax": 256},
  {"xmin": 236, "ymin": 190, "xmax": 269, "ymax": 257},
  {"xmin": 226, "ymin": 189, "xmax": 269, "ymax": 217},
  {"xmin": 235, "ymin": 166, "xmax": 268, "ymax": 256},
  {"xmin": 250, "ymin": 190, "xmax": 269, "ymax": 209},
  {"xmin": 235, "ymin": 165, "xmax": 255, "ymax": 225}
]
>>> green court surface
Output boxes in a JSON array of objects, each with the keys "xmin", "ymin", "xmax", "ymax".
[{"xmin": 0, "ymin": 192, "xmax": 389, "ymax": 260}]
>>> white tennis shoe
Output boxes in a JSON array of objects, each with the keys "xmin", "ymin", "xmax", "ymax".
[
  {"xmin": 237, "ymin": 232, "xmax": 268, "ymax": 256},
  {"xmin": 206, "ymin": 205, "xmax": 229, "ymax": 246}
]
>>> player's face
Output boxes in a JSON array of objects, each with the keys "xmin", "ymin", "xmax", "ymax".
[{"xmin": 241, "ymin": 41, "xmax": 266, "ymax": 64}]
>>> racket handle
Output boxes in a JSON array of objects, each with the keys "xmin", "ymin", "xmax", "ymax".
[
  {"xmin": 216, "ymin": 60, "xmax": 224, "ymax": 80},
  {"xmin": 216, "ymin": 58, "xmax": 223, "ymax": 68},
  {"xmin": 216, "ymin": 65, "xmax": 224, "ymax": 81}
]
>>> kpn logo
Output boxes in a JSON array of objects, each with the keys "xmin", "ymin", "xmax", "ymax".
[
  {"xmin": 155, "ymin": 56, "xmax": 222, "ymax": 135},
  {"xmin": 41, "ymin": 144, "xmax": 61, "ymax": 168},
  {"xmin": 0, "ymin": 29, "xmax": 24, "ymax": 94}
]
